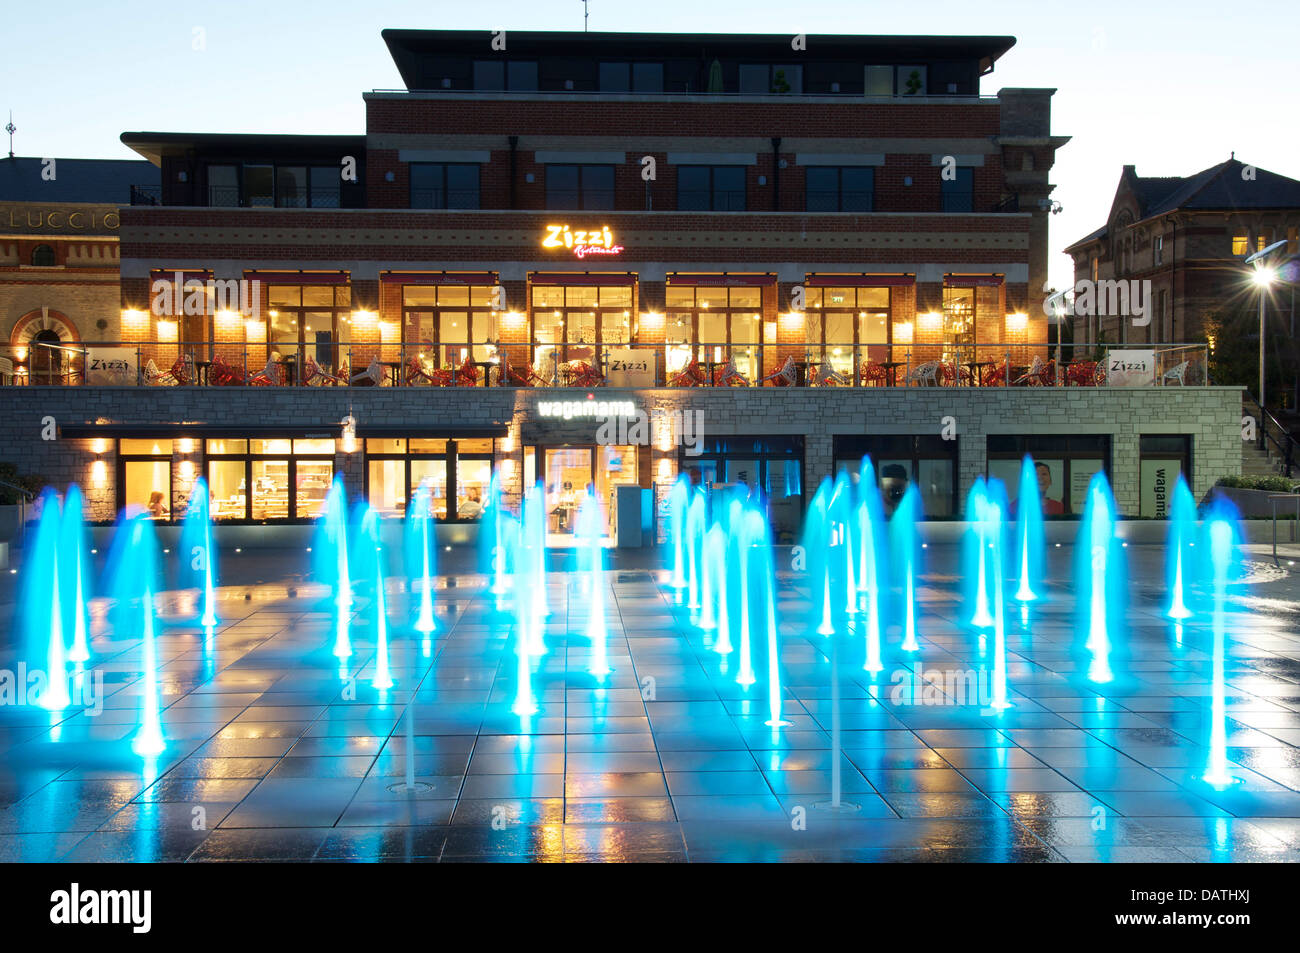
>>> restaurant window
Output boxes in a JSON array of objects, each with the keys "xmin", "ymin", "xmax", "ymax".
[
  {"xmin": 987, "ymin": 435, "xmax": 1111, "ymax": 517},
  {"xmin": 677, "ymin": 166, "xmax": 746, "ymax": 211},
  {"xmin": 364, "ymin": 438, "xmax": 494, "ymax": 521},
  {"xmin": 205, "ymin": 437, "xmax": 335, "ymax": 522},
  {"xmin": 805, "ymin": 286, "xmax": 892, "ymax": 375},
  {"xmin": 665, "ymin": 283, "xmax": 764, "ymax": 381},
  {"xmin": 941, "ymin": 167, "xmax": 974, "ymax": 212},
  {"xmin": 681, "ymin": 435, "xmax": 803, "ymax": 543},
  {"xmin": 402, "ymin": 284, "xmax": 498, "ymax": 369},
  {"xmin": 119, "ymin": 439, "xmax": 175, "ymax": 522},
  {"xmin": 545, "ymin": 164, "xmax": 615, "ymax": 210},
  {"xmin": 265, "ymin": 284, "xmax": 351, "ymax": 379},
  {"xmin": 833, "ymin": 435, "xmax": 957, "ymax": 518},
  {"xmin": 410, "ymin": 163, "xmax": 480, "ymax": 209},
  {"xmin": 1139, "ymin": 435, "xmax": 1191, "ymax": 518},
  {"xmin": 805, "ymin": 167, "xmax": 873, "ymax": 212},
  {"xmin": 530, "ymin": 282, "xmax": 634, "ymax": 374},
  {"xmin": 207, "ymin": 165, "xmax": 239, "ymax": 206}
]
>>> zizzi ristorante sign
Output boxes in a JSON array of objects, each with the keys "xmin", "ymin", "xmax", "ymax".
[{"xmin": 541, "ymin": 223, "xmax": 624, "ymax": 259}]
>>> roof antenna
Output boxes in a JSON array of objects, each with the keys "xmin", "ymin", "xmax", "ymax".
[
  {"xmin": 5, "ymin": 112, "xmax": 15, "ymax": 160},
  {"xmin": 582, "ymin": 0, "xmax": 588, "ymax": 31}
]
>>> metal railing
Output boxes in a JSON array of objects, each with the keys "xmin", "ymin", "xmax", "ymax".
[
  {"xmin": 1245, "ymin": 391, "xmax": 1297, "ymax": 477},
  {"xmin": 0, "ymin": 340, "xmax": 1211, "ymax": 390}
]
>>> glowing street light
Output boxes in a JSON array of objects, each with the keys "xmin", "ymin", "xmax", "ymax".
[{"xmin": 1245, "ymin": 239, "xmax": 1288, "ymax": 425}]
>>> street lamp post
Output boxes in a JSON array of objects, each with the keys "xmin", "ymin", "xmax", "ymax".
[{"xmin": 1245, "ymin": 239, "xmax": 1288, "ymax": 434}]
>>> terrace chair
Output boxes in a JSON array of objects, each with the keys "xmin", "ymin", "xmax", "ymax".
[
  {"xmin": 248, "ymin": 358, "xmax": 284, "ymax": 386},
  {"xmin": 303, "ymin": 353, "xmax": 345, "ymax": 386},
  {"xmin": 350, "ymin": 358, "xmax": 385, "ymax": 387},
  {"xmin": 760, "ymin": 355, "xmax": 797, "ymax": 386},
  {"xmin": 810, "ymin": 357, "xmax": 848, "ymax": 386},
  {"xmin": 668, "ymin": 358, "xmax": 707, "ymax": 387},
  {"xmin": 904, "ymin": 360, "xmax": 941, "ymax": 386},
  {"xmin": 452, "ymin": 356, "xmax": 479, "ymax": 387},
  {"xmin": 1161, "ymin": 360, "xmax": 1189, "ymax": 386},
  {"xmin": 171, "ymin": 354, "xmax": 196, "ymax": 386},
  {"xmin": 981, "ymin": 362, "xmax": 1008, "ymax": 387},
  {"xmin": 1012, "ymin": 355, "xmax": 1049, "ymax": 387},
  {"xmin": 1064, "ymin": 360, "xmax": 1104, "ymax": 387},
  {"xmin": 858, "ymin": 361, "xmax": 888, "ymax": 387},
  {"xmin": 403, "ymin": 354, "xmax": 438, "ymax": 386},
  {"xmin": 563, "ymin": 360, "xmax": 603, "ymax": 388},
  {"xmin": 504, "ymin": 356, "xmax": 547, "ymax": 387},
  {"xmin": 712, "ymin": 357, "xmax": 749, "ymax": 387},
  {"xmin": 142, "ymin": 358, "xmax": 177, "ymax": 386},
  {"xmin": 209, "ymin": 357, "xmax": 243, "ymax": 386}
]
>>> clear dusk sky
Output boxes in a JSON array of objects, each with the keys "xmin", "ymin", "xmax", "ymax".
[{"xmin": 3, "ymin": 0, "xmax": 1296, "ymax": 293}]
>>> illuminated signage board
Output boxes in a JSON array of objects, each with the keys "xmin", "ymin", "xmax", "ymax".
[
  {"xmin": 541, "ymin": 224, "xmax": 624, "ymax": 259},
  {"xmin": 537, "ymin": 398, "xmax": 636, "ymax": 420}
]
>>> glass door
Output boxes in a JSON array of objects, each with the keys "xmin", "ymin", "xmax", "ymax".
[{"xmin": 544, "ymin": 447, "xmax": 593, "ymax": 536}]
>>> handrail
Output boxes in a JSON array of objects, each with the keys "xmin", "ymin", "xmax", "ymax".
[
  {"xmin": 1268, "ymin": 493, "xmax": 1300, "ymax": 565},
  {"xmin": 1246, "ymin": 390, "xmax": 1296, "ymax": 477}
]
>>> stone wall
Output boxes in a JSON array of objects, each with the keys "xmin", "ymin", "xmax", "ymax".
[{"xmin": 0, "ymin": 383, "xmax": 1244, "ymax": 523}]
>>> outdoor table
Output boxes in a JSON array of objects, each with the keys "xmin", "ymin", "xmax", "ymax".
[
  {"xmin": 879, "ymin": 361, "xmax": 906, "ymax": 386},
  {"xmin": 963, "ymin": 361, "xmax": 993, "ymax": 386},
  {"xmin": 699, "ymin": 360, "xmax": 723, "ymax": 385},
  {"xmin": 193, "ymin": 360, "xmax": 213, "ymax": 386},
  {"xmin": 380, "ymin": 361, "xmax": 402, "ymax": 386}
]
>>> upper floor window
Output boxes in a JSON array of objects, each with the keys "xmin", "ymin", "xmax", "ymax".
[
  {"xmin": 545, "ymin": 164, "xmax": 615, "ymax": 210},
  {"xmin": 738, "ymin": 64, "xmax": 802, "ymax": 94},
  {"xmin": 1288, "ymin": 226, "xmax": 1299, "ymax": 255},
  {"xmin": 941, "ymin": 167, "xmax": 974, "ymax": 212},
  {"xmin": 207, "ymin": 163, "xmax": 338, "ymax": 208},
  {"xmin": 1231, "ymin": 231, "xmax": 1249, "ymax": 256},
  {"xmin": 30, "ymin": 244, "xmax": 56, "ymax": 266},
  {"xmin": 1154, "ymin": 234, "xmax": 1164, "ymax": 265},
  {"xmin": 897, "ymin": 65, "xmax": 927, "ymax": 96},
  {"xmin": 1257, "ymin": 230, "xmax": 1273, "ymax": 251},
  {"xmin": 598, "ymin": 62, "xmax": 664, "ymax": 93},
  {"xmin": 410, "ymin": 163, "xmax": 480, "ymax": 209},
  {"xmin": 864, "ymin": 65, "xmax": 893, "ymax": 96},
  {"xmin": 677, "ymin": 166, "xmax": 746, "ymax": 211},
  {"xmin": 473, "ymin": 60, "xmax": 538, "ymax": 91},
  {"xmin": 806, "ymin": 167, "xmax": 873, "ymax": 212}
]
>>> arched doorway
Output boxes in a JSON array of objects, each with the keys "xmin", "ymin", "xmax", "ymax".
[{"xmin": 30, "ymin": 329, "xmax": 63, "ymax": 384}]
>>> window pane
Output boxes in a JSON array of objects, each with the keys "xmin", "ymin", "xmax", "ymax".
[
  {"xmin": 410, "ymin": 163, "xmax": 443, "ymax": 209},
  {"xmin": 677, "ymin": 167, "xmax": 710, "ymax": 210},
  {"xmin": 445, "ymin": 165, "xmax": 479, "ymax": 209},
  {"xmin": 665, "ymin": 286, "xmax": 695, "ymax": 308},
  {"xmin": 507, "ymin": 61, "xmax": 538, "ymax": 91},
  {"xmin": 367, "ymin": 438, "xmax": 406, "ymax": 454},
  {"xmin": 917, "ymin": 458, "xmax": 955, "ymax": 516},
  {"xmin": 806, "ymin": 167, "xmax": 839, "ymax": 212},
  {"xmin": 599, "ymin": 62, "xmax": 629, "ymax": 92},
  {"xmin": 941, "ymin": 168, "xmax": 974, "ymax": 212},
  {"xmin": 125, "ymin": 460, "xmax": 170, "ymax": 520},
  {"xmin": 533, "ymin": 285, "xmax": 564, "ymax": 308},
  {"xmin": 301, "ymin": 286, "xmax": 332, "ymax": 307},
  {"xmin": 268, "ymin": 286, "xmax": 300, "ymax": 308},
  {"xmin": 409, "ymin": 438, "xmax": 448, "ymax": 454},
  {"xmin": 772, "ymin": 65, "xmax": 801, "ymax": 94},
  {"xmin": 456, "ymin": 460, "xmax": 491, "ymax": 520},
  {"xmin": 296, "ymin": 459, "xmax": 333, "ymax": 518},
  {"xmin": 631, "ymin": 62, "xmax": 663, "ymax": 92},
  {"xmin": 864, "ymin": 65, "xmax": 892, "ymax": 96},
  {"xmin": 208, "ymin": 461, "xmax": 246, "ymax": 521},
  {"xmin": 713, "ymin": 167, "xmax": 746, "ymax": 211},
  {"xmin": 546, "ymin": 165, "xmax": 581, "ymax": 209},
  {"xmin": 729, "ymin": 288, "xmax": 761, "ymax": 308},
  {"xmin": 293, "ymin": 438, "xmax": 335, "ymax": 454},
  {"xmin": 841, "ymin": 167, "xmax": 873, "ymax": 211},
  {"xmin": 120, "ymin": 438, "xmax": 172, "ymax": 455},
  {"xmin": 276, "ymin": 166, "xmax": 307, "ymax": 208},
  {"xmin": 411, "ymin": 460, "xmax": 448, "ymax": 519},
  {"xmin": 243, "ymin": 165, "xmax": 273, "ymax": 207},
  {"xmin": 581, "ymin": 165, "xmax": 615, "ymax": 210},
  {"xmin": 403, "ymin": 286, "xmax": 439, "ymax": 307},
  {"xmin": 206, "ymin": 439, "xmax": 247, "ymax": 454},
  {"xmin": 738, "ymin": 65, "xmax": 769, "ymax": 94},
  {"xmin": 473, "ymin": 60, "xmax": 504, "ymax": 90},
  {"xmin": 250, "ymin": 438, "xmax": 293, "ymax": 455},
  {"xmin": 208, "ymin": 165, "xmax": 238, "ymax": 206},
  {"xmin": 368, "ymin": 459, "xmax": 406, "ymax": 517},
  {"xmin": 251, "ymin": 460, "xmax": 289, "ymax": 520},
  {"xmin": 309, "ymin": 167, "xmax": 340, "ymax": 208}
]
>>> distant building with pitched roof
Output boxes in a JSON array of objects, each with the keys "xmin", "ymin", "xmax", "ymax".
[{"xmin": 1064, "ymin": 158, "xmax": 1300, "ymax": 345}]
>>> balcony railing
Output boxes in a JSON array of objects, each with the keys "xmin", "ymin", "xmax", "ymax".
[{"xmin": 0, "ymin": 340, "xmax": 1212, "ymax": 390}]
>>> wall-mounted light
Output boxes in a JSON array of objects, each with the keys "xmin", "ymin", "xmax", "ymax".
[
  {"xmin": 121, "ymin": 308, "xmax": 150, "ymax": 335},
  {"xmin": 341, "ymin": 414, "xmax": 357, "ymax": 453},
  {"xmin": 919, "ymin": 311, "xmax": 943, "ymax": 331},
  {"xmin": 895, "ymin": 321, "xmax": 914, "ymax": 344},
  {"xmin": 156, "ymin": 319, "xmax": 178, "ymax": 342},
  {"xmin": 1005, "ymin": 312, "xmax": 1028, "ymax": 332}
]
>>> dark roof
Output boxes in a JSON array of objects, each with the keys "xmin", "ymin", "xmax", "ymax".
[
  {"xmin": 0, "ymin": 156, "xmax": 159, "ymax": 204},
  {"xmin": 1065, "ymin": 159, "xmax": 1300, "ymax": 253},
  {"xmin": 121, "ymin": 132, "xmax": 365, "ymax": 164},
  {"xmin": 382, "ymin": 29, "xmax": 1016, "ymax": 90}
]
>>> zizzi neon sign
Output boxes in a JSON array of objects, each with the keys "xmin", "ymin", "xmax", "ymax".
[{"xmin": 542, "ymin": 224, "xmax": 624, "ymax": 258}]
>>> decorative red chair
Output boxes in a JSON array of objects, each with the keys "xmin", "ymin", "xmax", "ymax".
[
  {"xmin": 209, "ymin": 357, "xmax": 243, "ymax": 386},
  {"xmin": 248, "ymin": 358, "xmax": 284, "ymax": 386},
  {"xmin": 981, "ymin": 362, "xmax": 1008, "ymax": 387},
  {"xmin": 668, "ymin": 359, "xmax": 706, "ymax": 387},
  {"xmin": 938, "ymin": 362, "xmax": 970, "ymax": 387},
  {"xmin": 760, "ymin": 355, "xmax": 797, "ymax": 386},
  {"xmin": 810, "ymin": 358, "xmax": 848, "ymax": 386},
  {"xmin": 452, "ymin": 356, "xmax": 479, "ymax": 386},
  {"xmin": 1012, "ymin": 355, "xmax": 1050, "ymax": 387},
  {"xmin": 563, "ymin": 360, "xmax": 603, "ymax": 388},
  {"xmin": 858, "ymin": 361, "xmax": 888, "ymax": 387},
  {"xmin": 1065, "ymin": 361, "xmax": 1105, "ymax": 387}
]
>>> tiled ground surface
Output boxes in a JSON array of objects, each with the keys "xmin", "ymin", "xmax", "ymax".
[{"xmin": 2, "ymin": 548, "xmax": 1300, "ymax": 863}]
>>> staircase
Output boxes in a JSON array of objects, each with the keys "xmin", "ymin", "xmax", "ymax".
[
  {"xmin": 1241, "ymin": 441, "xmax": 1283, "ymax": 478},
  {"xmin": 1242, "ymin": 393, "xmax": 1295, "ymax": 479}
]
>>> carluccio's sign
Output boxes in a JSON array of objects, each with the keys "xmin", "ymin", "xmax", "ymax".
[{"xmin": 1, "ymin": 205, "xmax": 120, "ymax": 234}]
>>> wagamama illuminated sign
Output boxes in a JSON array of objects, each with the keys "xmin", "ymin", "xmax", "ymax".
[{"xmin": 541, "ymin": 224, "xmax": 624, "ymax": 259}]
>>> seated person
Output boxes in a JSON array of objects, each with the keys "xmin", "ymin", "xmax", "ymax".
[
  {"xmin": 459, "ymin": 486, "xmax": 483, "ymax": 519},
  {"xmin": 147, "ymin": 491, "xmax": 168, "ymax": 519}
]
